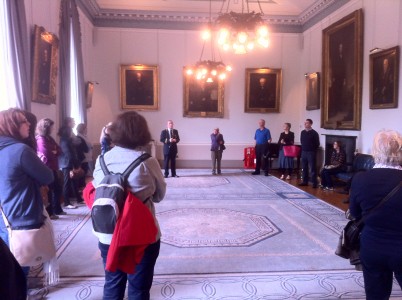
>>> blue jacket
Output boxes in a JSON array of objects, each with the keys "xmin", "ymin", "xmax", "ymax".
[{"xmin": 0, "ymin": 136, "xmax": 53, "ymax": 229}]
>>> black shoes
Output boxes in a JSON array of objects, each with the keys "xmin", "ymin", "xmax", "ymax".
[
  {"xmin": 172, "ymin": 175, "xmax": 180, "ymax": 178},
  {"xmin": 251, "ymin": 171, "xmax": 260, "ymax": 175},
  {"xmin": 298, "ymin": 182, "xmax": 308, "ymax": 186}
]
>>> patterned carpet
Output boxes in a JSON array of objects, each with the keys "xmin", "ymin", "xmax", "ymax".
[{"xmin": 28, "ymin": 169, "xmax": 402, "ymax": 299}]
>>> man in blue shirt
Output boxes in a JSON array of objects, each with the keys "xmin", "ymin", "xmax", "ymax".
[{"xmin": 252, "ymin": 119, "xmax": 272, "ymax": 176}]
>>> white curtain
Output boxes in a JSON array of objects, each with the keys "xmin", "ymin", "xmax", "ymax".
[
  {"xmin": 0, "ymin": 0, "xmax": 30, "ymax": 111},
  {"xmin": 59, "ymin": 0, "xmax": 86, "ymax": 124}
]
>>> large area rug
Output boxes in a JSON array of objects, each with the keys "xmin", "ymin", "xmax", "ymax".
[{"xmin": 29, "ymin": 169, "xmax": 402, "ymax": 299}]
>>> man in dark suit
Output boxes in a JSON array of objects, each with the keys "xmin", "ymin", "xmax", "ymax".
[{"xmin": 160, "ymin": 120, "xmax": 180, "ymax": 178}]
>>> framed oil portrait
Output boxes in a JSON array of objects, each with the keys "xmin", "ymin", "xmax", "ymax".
[
  {"xmin": 120, "ymin": 64, "xmax": 159, "ymax": 110},
  {"xmin": 306, "ymin": 72, "xmax": 320, "ymax": 110},
  {"xmin": 321, "ymin": 9, "xmax": 363, "ymax": 130},
  {"xmin": 183, "ymin": 69, "xmax": 224, "ymax": 118},
  {"xmin": 369, "ymin": 46, "xmax": 399, "ymax": 109},
  {"xmin": 85, "ymin": 82, "xmax": 94, "ymax": 109},
  {"xmin": 245, "ymin": 68, "xmax": 281, "ymax": 113},
  {"xmin": 31, "ymin": 25, "xmax": 59, "ymax": 105}
]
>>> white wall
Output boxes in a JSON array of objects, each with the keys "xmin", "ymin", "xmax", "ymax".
[
  {"xmin": 302, "ymin": 0, "xmax": 402, "ymax": 154},
  {"xmin": 26, "ymin": 0, "xmax": 402, "ymax": 166},
  {"xmin": 87, "ymin": 28, "xmax": 302, "ymax": 163}
]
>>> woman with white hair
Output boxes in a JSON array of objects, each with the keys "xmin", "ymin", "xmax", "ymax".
[{"xmin": 349, "ymin": 129, "xmax": 402, "ymax": 300}]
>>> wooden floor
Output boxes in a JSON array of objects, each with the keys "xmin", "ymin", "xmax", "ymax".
[{"xmin": 269, "ymin": 169, "xmax": 349, "ymax": 211}]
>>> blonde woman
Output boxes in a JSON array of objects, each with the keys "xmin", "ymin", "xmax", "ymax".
[{"xmin": 349, "ymin": 130, "xmax": 402, "ymax": 299}]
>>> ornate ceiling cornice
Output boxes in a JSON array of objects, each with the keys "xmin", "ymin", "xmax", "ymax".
[{"xmin": 77, "ymin": 0, "xmax": 350, "ymax": 33}]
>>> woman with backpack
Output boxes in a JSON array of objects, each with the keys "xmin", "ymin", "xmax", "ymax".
[{"xmin": 86, "ymin": 111, "xmax": 166, "ymax": 300}]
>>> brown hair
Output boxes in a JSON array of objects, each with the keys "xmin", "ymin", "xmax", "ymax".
[
  {"xmin": 0, "ymin": 108, "xmax": 28, "ymax": 140},
  {"xmin": 76, "ymin": 123, "xmax": 87, "ymax": 135},
  {"xmin": 36, "ymin": 118, "xmax": 55, "ymax": 136},
  {"xmin": 108, "ymin": 111, "xmax": 151, "ymax": 149}
]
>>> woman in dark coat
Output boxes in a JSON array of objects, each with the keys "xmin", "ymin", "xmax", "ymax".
[{"xmin": 349, "ymin": 129, "xmax": 402, "ymax": 300}]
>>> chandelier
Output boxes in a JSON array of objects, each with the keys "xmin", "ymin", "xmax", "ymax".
[
  {"xmin": 215, "ymin": 0, "xmax": 270, "ymax": 54},
  {"xmin": 185, "ymin": 2, "xmax": 231, "ymax": 82}
]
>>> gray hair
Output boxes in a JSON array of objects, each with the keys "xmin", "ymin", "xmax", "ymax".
[{"xmin": 371, "ymin": 129, "xmax": 402, "ymax": 166}]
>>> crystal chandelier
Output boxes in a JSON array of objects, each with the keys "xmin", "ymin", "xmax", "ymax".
[
  {"xmin": 216, "ymin": 0, "xmax": 270, "ymax": 54},
  {"xmin": 185, "ymin": 1, "xmax": 231, "ymax": 82}
]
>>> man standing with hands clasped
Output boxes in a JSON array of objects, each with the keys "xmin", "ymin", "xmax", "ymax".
[
  {"xmin": 299, "ymin": 119, "xmax": 320, "ymax": 188},
  {"xmin": 252, "ymin": 119, "xmax": 272, "ymax": 176},
  {"xmin": 160, "ymin": 120, "xmax": 180, "ymax": 178}
]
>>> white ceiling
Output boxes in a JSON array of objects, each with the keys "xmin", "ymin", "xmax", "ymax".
[
  {"xmin": 77, "ymin": 0, "xmax": 350, "ymax": 32},
  {"xmin": 94, "ymin": 0, "xmax": 317, "ymax": 16}
]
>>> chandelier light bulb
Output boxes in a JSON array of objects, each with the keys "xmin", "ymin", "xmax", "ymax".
[
  {"xmin": 186, "ymin": 69, "xmax": 194, "ymax": 75},
  {"xmin": 257, "ymin": 26, "xmax": 269, "ymax": 37},
  {"xmin": 218, "ymin": 73, "xmax": 226, "ymax": 80},
  {"xmin": 222, "ymin": 43, "xmax": 230, "ymax": 51},
  {"xmin": 211, "ymin": 69, "xmax": 217, "ymax": 76},
  {"xmin": 237, "ymin": 32, "xmax": 248, "ymax": 44},
  {"xmin": 201, "ymin": 29, "xmax": 211, "ymax": 40}
]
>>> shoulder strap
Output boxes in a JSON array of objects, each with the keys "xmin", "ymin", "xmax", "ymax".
[
  {"xmin": 358, "ymin": 182, "xmax": 402, "ymax": 225},
  {"xmin": 99, "ymin": 152, "xmax": 151, "ymax": 178},
  {"xmin": 122, "ymin": 153, "xmax": 151, "ymax": 178},
  {"xmin": 99, "ymin": 155, "xmax": 110, "ymax": 175}
]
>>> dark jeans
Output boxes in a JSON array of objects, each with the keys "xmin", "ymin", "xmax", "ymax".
[
  {"xmin": 61, "ymin": 168, "xmax": 83, "ymax": 206},
  {"xmin": 360, "ymin": 235, "xmax": 402, "ymax": 300},
  {"xmin": 255, "ymin": 144, "xmax": 268, "ymax": 173},
  {"xmin": 320, "ymin": 167, "xmax": 343, "ymax": 188},
  {"xmin": 47, "ymin": 170, "xmax": 63, "ymax": 215},
  {"xmin": 98, "ymin": 240, "xmax": 160, "ymax": 300},
  {"xmin": 301, "ymin": 150, "xmax": 317, "ymax": 186},
  {"xmin": 163, "ymin": 153, "xmax": 177, "ymax": 176}
]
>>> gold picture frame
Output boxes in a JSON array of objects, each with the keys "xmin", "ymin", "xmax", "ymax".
[
  {"xmin": 31, "ymin": 25, "xmax": 59, "ymax": 105},
  {"xmin": 120, "ymin": 64, "xmax": 159, "ymax": 110},
  {"xmin": 321, "ymin": 9, "xmax": 363, "ymax": 130},
  {"xmin": 183, "ymin": 69, "xmax": 224, "ymax": 118},
  {"xmin": 245, "ymin": 68, "xmax": 282, "ymax": 113},
  {"xmin": 369, "ymin": 46, "xmax": 399, "ymax": 109},
  {"xmin": 85, "ymin": 81, "xmax": 94, "ymax": 109},
  {"xmin": 306, "ymin": 72, "xmax": 320, "ymax": 110}
]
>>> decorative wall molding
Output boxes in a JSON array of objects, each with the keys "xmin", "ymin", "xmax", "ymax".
[{"xmin": 77, "ymin": 0, "xmax": 350, "ymax": 33}]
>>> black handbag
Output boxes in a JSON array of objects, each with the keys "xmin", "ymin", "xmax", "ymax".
[{"xmin": 335, "ymin": 183, "xmax": 401, "ymax": 262}]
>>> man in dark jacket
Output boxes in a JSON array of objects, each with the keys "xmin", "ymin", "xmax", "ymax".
[
  {"xmin": 299, "ymin": 119, "xmax": 320, "ymax": 188},
  {"xmin": 160, "ymin": 120, "xmax": 180, "ymax": 178}
]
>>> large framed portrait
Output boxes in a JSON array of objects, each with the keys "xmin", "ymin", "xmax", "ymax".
[
  {"xmin": 120, "ymin": 64, "xmax": 159, "ymax": 110},
  {"xmin": 321, "ymin": 9, "xmax": 363, "ymax": 130},
  {"xmin": 306, "ymin": 72, "xmax": 320, "ymax": 110},
  {"xmin": 369, "ymin": 46, "xmax": 399, "ymax": 109},
  {"xmin": 31, "ymin": 25, "xmax": 59, "ymax": 105},
  {"xmin": 245, "ymin": 68, "xmax": 281, "ymax": 113},
  {"xmin": 183, "ymin": 70, "xmax": 224, "ymax": 118}
]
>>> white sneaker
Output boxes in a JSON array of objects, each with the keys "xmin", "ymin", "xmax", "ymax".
[
  {"xmin": 64, "ymin": 204, "xmax": 77, "ymax": 209},
  {"xmin": 286, "ymin": 175, "xmax": 291, "ymax": 180},
  {"xmin": 280, "ymin": 174, "xmax": 285, "ymax": 179}
]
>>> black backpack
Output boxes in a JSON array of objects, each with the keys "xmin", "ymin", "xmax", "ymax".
[{"xmin": 91, "ymin": 153, "xmax": 151, "ymax": 243}]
